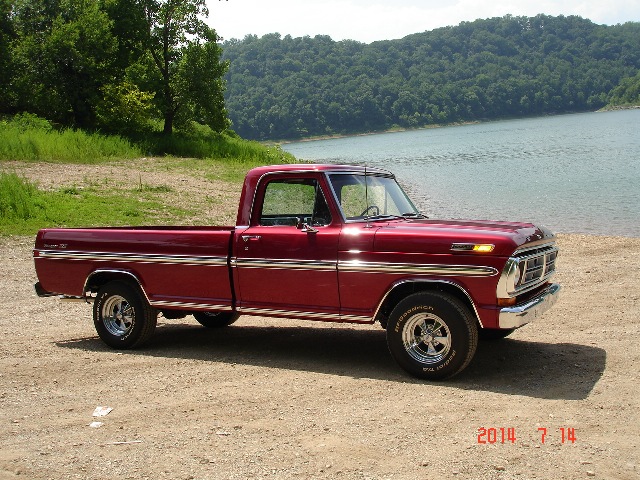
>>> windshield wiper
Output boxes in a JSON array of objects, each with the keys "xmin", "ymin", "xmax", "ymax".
[
  {"xmin": 401, "ymin": 212, "xmax": 429, "ymax": 219},
  {"xmin": 364, "ymin": 213, "xmax": 400, "ymax": 221}
]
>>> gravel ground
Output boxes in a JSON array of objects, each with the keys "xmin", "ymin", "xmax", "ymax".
[{"xmin": 1, "ymin": 162, "xmax": 639, "ymax": 480}]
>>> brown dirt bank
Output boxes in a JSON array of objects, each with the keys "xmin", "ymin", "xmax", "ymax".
[{"xmin": 1, "ymin": 232, "xmax": 639, "ymax": 480}]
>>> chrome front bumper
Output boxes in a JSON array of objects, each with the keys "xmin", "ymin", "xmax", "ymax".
[{"xmin": 498, "ymin": 283, "xmax": 561, "ymax": 329}]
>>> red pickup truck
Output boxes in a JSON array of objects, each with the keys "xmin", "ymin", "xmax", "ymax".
[{"xmin": 34, "ymin": 164, "xmax": 560, "ymax": 379}]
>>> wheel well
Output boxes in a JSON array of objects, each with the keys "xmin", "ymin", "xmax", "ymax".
[
  {"xmin": 84, "ymin": 270, "xmax": 145, "ymax": 298},
  {"xmin": 376, "ymin": 281, "xmax": 478, "ymax": 329}
]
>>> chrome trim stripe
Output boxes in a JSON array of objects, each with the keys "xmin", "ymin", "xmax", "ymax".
[
  {"xmin": 233, "ymin": 258, "xmax": 337, "ymax": 271},
  {"xmin": 238, "ymin": 307, "xmax": 342, "ymax": 320},
  {"xmin": 338, "ymin": 260, "xmax": 497, "ymax": 277},
  {"xmin": 340, "ymin": 314, "xmax": 373, "ymax": 323},
  {"xmin": 151, "ymin": 300, "xmax": 233, "ymax": 311},
  {"xmin": 232, "ymin": 257, "xmax": 496, "ymax": 277},
  {"xmin": 36, "ymin": 250, "xmax": 228, "ymax": 266}
]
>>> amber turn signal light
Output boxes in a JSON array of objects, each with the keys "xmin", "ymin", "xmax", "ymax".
[{"xmin": 497, "ymin": 297, "xmax": 517, "ymax": 307}]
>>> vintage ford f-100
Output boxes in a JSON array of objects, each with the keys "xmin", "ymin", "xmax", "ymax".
[{"xmin": 34, "ymin": 164, "xmax": 560, "ymax": 379}]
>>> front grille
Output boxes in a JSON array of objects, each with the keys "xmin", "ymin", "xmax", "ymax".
[{"xmin": 514, "ymin": 245, "xmax": 558, "ymax": 293}]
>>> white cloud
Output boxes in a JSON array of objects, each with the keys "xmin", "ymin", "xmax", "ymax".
[{"xmin": 206, "ymin": 0, "xmax": 639, "ymax": 43}]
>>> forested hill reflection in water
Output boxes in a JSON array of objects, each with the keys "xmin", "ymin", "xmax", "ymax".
[{"xmin": 282, "ymin": 110, "xmax": 640, "ymax": 237}]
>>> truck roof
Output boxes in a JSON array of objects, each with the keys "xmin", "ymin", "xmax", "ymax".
[{"xmin": 245, "ymin": 164, "xmax": 393, "ymax": 179}]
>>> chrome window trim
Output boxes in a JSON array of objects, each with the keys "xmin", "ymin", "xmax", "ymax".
[
  {"xmin": 325, "ymin": 171, "xmax": 416, "ymax": 225},
  {"xmin": 248, "ymin": 168, "xmax": 369, "ymax": 228},
  {"xmin": 256, "ymin": 176, "xmax": 334, "ymax": 227},
  {"xmin": 35, "ymin": 249, "xmax": 228, "ymax": 266}
]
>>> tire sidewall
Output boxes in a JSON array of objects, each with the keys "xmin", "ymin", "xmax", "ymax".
[
  {"xmin": 387, "ymin": 292, "xmax": 477, "ymax": 380},
  {"xmin": 193, "ymin": 311, "xmax": 239, "ymax": 328},
  {"xmin": 93, "ymin": 282, "xmax": 146, "ymax": 348}
]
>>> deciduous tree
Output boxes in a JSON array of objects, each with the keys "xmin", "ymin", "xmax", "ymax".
[{"xmin": 141, "ymin": 0, "xmax": 229, "ymax": 134}]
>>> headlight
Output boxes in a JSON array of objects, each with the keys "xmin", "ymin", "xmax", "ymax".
[{"xmin": 513, "ymin": 263, "xmax": 522, "ymax": 289}]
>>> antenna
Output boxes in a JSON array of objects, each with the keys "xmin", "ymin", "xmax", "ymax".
[{"xmin": 364, "ymin": 166, "xmax": 371, "ymax": 228}]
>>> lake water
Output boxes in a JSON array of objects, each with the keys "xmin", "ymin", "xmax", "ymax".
[{"xmin": 282, "ymin": 110, "xmax": 640, "ymax": 237}]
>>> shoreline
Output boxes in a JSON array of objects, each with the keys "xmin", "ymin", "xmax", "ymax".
[{"xmin": 276, "ymin": 108, "xmax": 640, "ymax": 145}]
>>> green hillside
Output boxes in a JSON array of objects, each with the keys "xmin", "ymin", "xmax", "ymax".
[{"xmin": 222, "ymin": 14, "xmax": 640, "ymax": 140}]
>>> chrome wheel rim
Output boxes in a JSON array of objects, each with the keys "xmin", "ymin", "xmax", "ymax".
[
  {"xmin": 102, "ymin": 295, "xmax": 134, "ymax": 337},
  {"xmin": 401, "ymin": 312, "xmax": 451, "ymax": 364}
]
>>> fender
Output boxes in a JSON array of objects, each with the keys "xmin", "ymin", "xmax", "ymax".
[{"xmin": 374, "ymin": 278, "xmax": 484, "ymax": 328}]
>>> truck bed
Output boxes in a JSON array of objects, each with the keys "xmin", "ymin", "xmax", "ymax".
[{"xmin": 34, "ymin": 226, "xmax": 236, "ymax": 312}]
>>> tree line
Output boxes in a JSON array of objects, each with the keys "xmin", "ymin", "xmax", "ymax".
[
  {"xmin": 222, "ymin": 15, "xmax": 640, "ymax": 140},
  {"xmin": 0, "ymin": 0, "xmax": 229, "ymax": 136}
]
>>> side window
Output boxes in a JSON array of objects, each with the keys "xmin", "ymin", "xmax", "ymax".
[{"xmin": 260, "ymin": 179, "xmax": 332, "ymax": 227}]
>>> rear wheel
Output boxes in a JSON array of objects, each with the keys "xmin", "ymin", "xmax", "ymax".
[
  {"xmin": 386, "ymin": 292, "xmax": 478, "ymax": 380},
  {"xmin": 93, "ymin": 281, "xmax": 157, "ymax": 349},
  {"xmin": 193, "ymin": 311, "xmax": 239, "ymax": 328}
]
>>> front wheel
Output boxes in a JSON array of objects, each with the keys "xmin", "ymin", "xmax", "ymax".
[
  {"xmin": 386, "ymin": 292, "xmax": 478, "ymax": 380},
  {"xmin": 193, "ymin": 311, "xmax": 239, "ymax": 328},
  {"xmin": 93, "ymin": 281, "xmax": 157, "ymax": 349}
]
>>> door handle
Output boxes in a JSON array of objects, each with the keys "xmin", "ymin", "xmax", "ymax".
[{"xmin": 242, "ymin": 235, "xmax": 261, "ymax": 242}]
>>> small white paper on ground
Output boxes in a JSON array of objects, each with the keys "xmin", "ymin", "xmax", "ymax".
[
  {"xmin": 92, "ymin": 406, "xmax": 113, "ymax": 417},
  {"xmin": 89, "ymin": 421, "xmax": 104, "ymax": 428}
]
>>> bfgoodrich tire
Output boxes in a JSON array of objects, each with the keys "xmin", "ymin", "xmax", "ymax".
[
  {"xmin": 386, "ymin": 291, "xmax": 478, "ymax": 380},
  {"xmin": 193, "ymin": 311, "xmax": 239, "ymax": 328},
  {"xmin": 93, "ymin": 281, "xmax": 157, "ymax": 349}
]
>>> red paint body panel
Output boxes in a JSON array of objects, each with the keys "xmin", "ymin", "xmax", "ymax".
[
  {"xmin": 33, "ymin": 164, "xmax": 557, "ymax": 330},
  {"xmin": 34, "ymin": 227, "xmax": 235, "ymax": 310}
]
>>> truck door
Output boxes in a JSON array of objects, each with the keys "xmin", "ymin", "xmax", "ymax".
[{"xmin": 234, "ymin": 174, "xmax": 341, "ymax": 319}]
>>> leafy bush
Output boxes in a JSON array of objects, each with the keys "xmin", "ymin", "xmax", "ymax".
[
  {"xmin": 11, "ymin": 112, "xmax": 54, "ymax": 132},
  {"xmin": 96, "ymin": 82, "xmax": 155, "ymax": 136}
]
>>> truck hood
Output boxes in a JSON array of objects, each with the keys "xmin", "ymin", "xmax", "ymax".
[{"xmin": 372, "ymin": 218, "xmax": 555, "ymax": 256}]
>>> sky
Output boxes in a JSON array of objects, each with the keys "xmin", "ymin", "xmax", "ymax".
[{"xmin": 206, "ymin": 0, "xmax": 639, "ymax": 44}]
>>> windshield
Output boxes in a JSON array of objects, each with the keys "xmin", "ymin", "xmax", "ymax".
[{"xmin": 328, "ymin": 173, "xmax": 420, "ymax": 221}]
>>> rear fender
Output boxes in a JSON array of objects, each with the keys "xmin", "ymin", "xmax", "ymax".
[{"xmin": 83, "ymin": 269, "xmax": 150, "ymax": 303}]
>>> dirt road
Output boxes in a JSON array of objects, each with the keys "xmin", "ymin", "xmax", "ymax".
[
  {"xmin": 2, "ymin": 161, "xmax": 640, "ymax": 480},
  {"xmin": 1, "ymin": 233, "xmax": 638, "ymax": 480}
]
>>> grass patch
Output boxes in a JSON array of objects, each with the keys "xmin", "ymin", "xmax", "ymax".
[
  {"xmin": 0, "ymin": 114, "xmax": 301, "ymax": 235},
  {"xmin": 140, "ymin": 128, "xmax": 296, "ymax": 166},
  {"xmin": 0, "ymin": 172, "xmax": 192, "ymax": 235},
  {"xmin": 0, "ymin": 116, "xmax": 143, "ymax": 163},
  {"xmin": 1, "ymin": 115, "xmax": 296, "ymax": 166}
]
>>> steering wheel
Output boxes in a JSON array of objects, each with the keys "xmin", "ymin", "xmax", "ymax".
[{"xmin": 360, "ymin": 205, "xmax": 380, "ymax": 217}]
